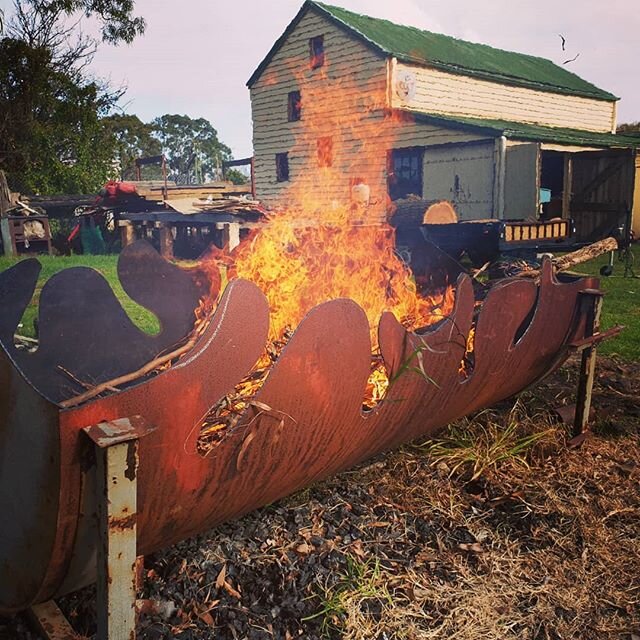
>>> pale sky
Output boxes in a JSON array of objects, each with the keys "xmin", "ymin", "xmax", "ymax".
[{"xmin": 3, "ymin": 0, "xmax": 639, "ymax": 158}]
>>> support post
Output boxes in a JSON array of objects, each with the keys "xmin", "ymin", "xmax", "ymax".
[
  {"xmin": 573, "ymin": 290, "xmax": 604, "ymax": 437},
  {"xmin": 218, "ymin": 222, "xmax": 241, "ymax": 251},
  {"xmin": 0, "ymin": 217, "xmax": 15, "ymax": 256},
  {"xmin": 157, "ymin": 222, "xmax": 174, "ymax": 259},
  {"xmin": 119, "ymin": 221, "xmax": 136, "ymax": 249},
  {"xmin": 83, "ymin": 416, "xmax": 155, "ymax": 640},
  {"xmin": 227, "ymin": 222, "xmax": 240, "ymax": 251}
]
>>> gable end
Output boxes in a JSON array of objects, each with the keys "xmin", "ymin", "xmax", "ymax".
[{"xmin": 246, "ymin": 1, "xmax": 388, "ymax": 88}]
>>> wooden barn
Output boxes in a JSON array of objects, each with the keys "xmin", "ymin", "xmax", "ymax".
[{"xmin": 248, "ymin": 1, "xmax": 639, "ymax": 242}]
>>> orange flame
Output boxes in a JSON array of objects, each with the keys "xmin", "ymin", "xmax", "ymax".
[
  {"xmin": 225, "ymin": 53, "xmax": 455, "ymax": 348},
  {"xmin": 197, "ymin": 38, "xmax": 460, "ymax": 434},
  {"xmin": 229, "ymin": 209, "xmax": 451, "ymax": 350}
]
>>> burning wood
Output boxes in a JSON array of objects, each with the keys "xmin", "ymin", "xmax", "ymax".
[
  {"xmin": 185, "ymin": 201, "xmax": 461, "ymax": 453},
  {"xmin": 192, "ymin": 212, "xmax": 460, "ymax": 453},
  {"xmin": 198, "ymin": 331, "xmax": 293, "ymax": 454},
  {"xmin": 198, "ymin": 350, "xmax": 395, "ymax": 455}
]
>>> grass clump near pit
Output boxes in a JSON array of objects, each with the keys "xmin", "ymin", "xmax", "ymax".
[{"xmin": 421, "ymin": 401, "xmax": 555, "ymax": 480}]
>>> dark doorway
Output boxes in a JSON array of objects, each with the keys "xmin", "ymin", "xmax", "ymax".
[{"xmin": 539, "ymin": 151, "xmax": 565, "ymax": 219}]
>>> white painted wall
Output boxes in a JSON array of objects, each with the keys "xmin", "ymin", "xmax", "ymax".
[
  {"xmin": 392, "ymin": 62, "xmax": 616, "ymax": 134},
  {"xmin": 250, "ymin": 9, "xmax": 485, "ymax": 219}
]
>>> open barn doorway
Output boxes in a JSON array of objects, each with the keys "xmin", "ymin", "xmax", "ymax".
[{"xmin": 539, "ymin": 151, "xmax": 566, "ymax": 220}]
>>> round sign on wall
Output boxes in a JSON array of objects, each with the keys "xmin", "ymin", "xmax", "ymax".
[{"xmin": 395, "ymin": 71, "xmax": 416, "ymax": 101}]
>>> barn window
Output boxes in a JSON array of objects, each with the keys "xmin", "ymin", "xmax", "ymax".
[
  {"xmin": 317, "ymin": 137, "xmax": 333, "ymax": 168},
  {"xmin": 288, "ymin": 90, "xmax": 301, "ymax": 121},
  {"xmin": 275, "ymin": 153, "xmax": 289, "ymax": 182},
  {"xmin": 309, "ymin": 35, "xmax": 325, "ymax": 69},
  {"xmin": 387, "ymin": 147, "xmax": 424, "ymax": 200}
]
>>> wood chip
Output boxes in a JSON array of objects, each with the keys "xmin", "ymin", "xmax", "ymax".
[{"xmin": 215, "ymin": 564, "xmax": 227, "ymax": 589}]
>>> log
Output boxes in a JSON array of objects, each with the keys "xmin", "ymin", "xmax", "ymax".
[
  {"xmin": 422, "ymin": 200, "xmax": 458, "ymax": 225},
  {"xmin": 552, "ymin": 237, "xmax": 618, "ymax": 272},
  {"xmin": 520, "ymin": 237, "xmax": 618, "ymax": 278}
]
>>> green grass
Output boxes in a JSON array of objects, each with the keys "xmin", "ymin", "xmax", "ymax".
[
  {"xmin": 572, "ymin": 245, "xmax": 639, "ymax": 362},
  {"xmin": 0, "ymin": 254, "xmax": 160, "ymax": 338},
  {"xmin": 423, "ymin": 406, "xmax": 552, "ymax": 480},
  {"xmin": 303, "ymin": 555, "xmax": 393, "ymax": 638}
]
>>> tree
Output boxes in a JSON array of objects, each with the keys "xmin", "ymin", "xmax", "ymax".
[
  {"xmin": 7, "ymin": 0, "xmax": 145, "ymax": 77},
  {"xmin": 10, "ymin": 0, "xmax": 144, "ymax": 48},
  {"xmin": 51, "ymin": 0, "xmax": 144, "ymax": 44},
  {"xmin": 226, "ymin": 168, "xmax": 249, "ymax": 185},
  {"xmin": 617, "ymin": 122, "xmax": 640, "ymax": 136},
  {"xmin": 151, "ymin": 114, "xmax": 232, "ymax": 184},
  {"xmin": 0, "ymin": 0, "xmax": 145, "ymax": 194},
  {"xmin": 102, "ymin": 114, "xmax": 162, "ymax": 180},
  {"xmin": 0, "ymin": 37, "xmax": 119, "ymax": 194}
]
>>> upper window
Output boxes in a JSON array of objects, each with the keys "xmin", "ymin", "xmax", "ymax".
[
  {"xmin": 288, "ymin": 90, "xmax": 301, "ymax": 122},
  {"xmin": 309, "ymin": 35, "xmax": 325, "ymax": 69},
  {"xmin": 387, "ymin": 147, "xmax": 423, "ymax": 201},
  {"xmin": 275, "ymin": 152, "xmax": 289, "ymax": 182},
  {"xmin": 317, "ymin": 137, "xmax": 333, "ymax": 168}
]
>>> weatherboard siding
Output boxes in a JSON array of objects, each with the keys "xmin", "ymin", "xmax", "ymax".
[
  {"xmin": 392, "ymin": 62, "xmax": 616, "ymax": 134},
  {"xmin": 250, "ymin": 9, "xmax": 483, "ymax": 218},
  {"xmin": 251, "ymin": 10, "xmax": 382, "ymax": 211}
]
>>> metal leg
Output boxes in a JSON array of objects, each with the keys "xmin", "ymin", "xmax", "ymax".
[
  {"xmin": 83, "ymin": 417, "xmax": 155, "ymax": 640},
  {"xmin": 573, "ymin": 292, "xmax": 603, "ymax": 437}
]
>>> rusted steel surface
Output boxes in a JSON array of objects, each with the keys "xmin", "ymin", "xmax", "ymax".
[
  {"xmin": 27, "ymin": 600, "xmax": 78, "ymax": 640},
  {"xmin": 0, "ymin": 242, "xmax": 598, "ymax": 613}
]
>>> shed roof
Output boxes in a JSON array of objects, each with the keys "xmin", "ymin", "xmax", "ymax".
[
  {"xmin": 409, "ymin": 112, "xmax": 640, "ymax": 148},
  {"xmin": 248, "ymin": 1, "xmax": 617, "ymax": 102}
]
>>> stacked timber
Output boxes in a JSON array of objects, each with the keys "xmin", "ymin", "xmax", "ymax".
[
  {"xmin": 124, "ymin": 181, "xmax": 259, "ymax": 217},
  {"xmin": 134, "ymin": 181, "xmax": 252, "ymax": 202}
]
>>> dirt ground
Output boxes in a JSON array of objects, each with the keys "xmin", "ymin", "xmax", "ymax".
[{"xmin": 2, "ymin": 355, "xmax": 639, "ymax": 640}]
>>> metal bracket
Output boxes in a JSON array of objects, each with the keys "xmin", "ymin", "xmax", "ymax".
[
  {"xmin": 83, "ymin": 416, "xmax": 155, "ymax": 640},
  {"xmin": 27, "ymin": 600, "xmax": 78, "ymax": 639}
]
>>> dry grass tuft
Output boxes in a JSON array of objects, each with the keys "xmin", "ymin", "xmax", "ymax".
[{"xmin": 323, "ymin": 402, "xmax": 640, "ymax": 640}]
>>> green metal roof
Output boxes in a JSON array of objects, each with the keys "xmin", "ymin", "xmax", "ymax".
[
  {"xmin": 248, "ymin": 0, "xmax": 617, "ymax": 102},
  {"xmin": 409, "ymin": 112, "xmax": 640, "ymax": 148},
  {"xmin": 313, "ymin": 2, "xmax": 617, "ymax": 101}
]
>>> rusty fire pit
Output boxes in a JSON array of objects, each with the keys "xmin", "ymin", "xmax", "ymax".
[{"xmin": 0, "ymin": 240, "xmax": 602, "ymax": 628}]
